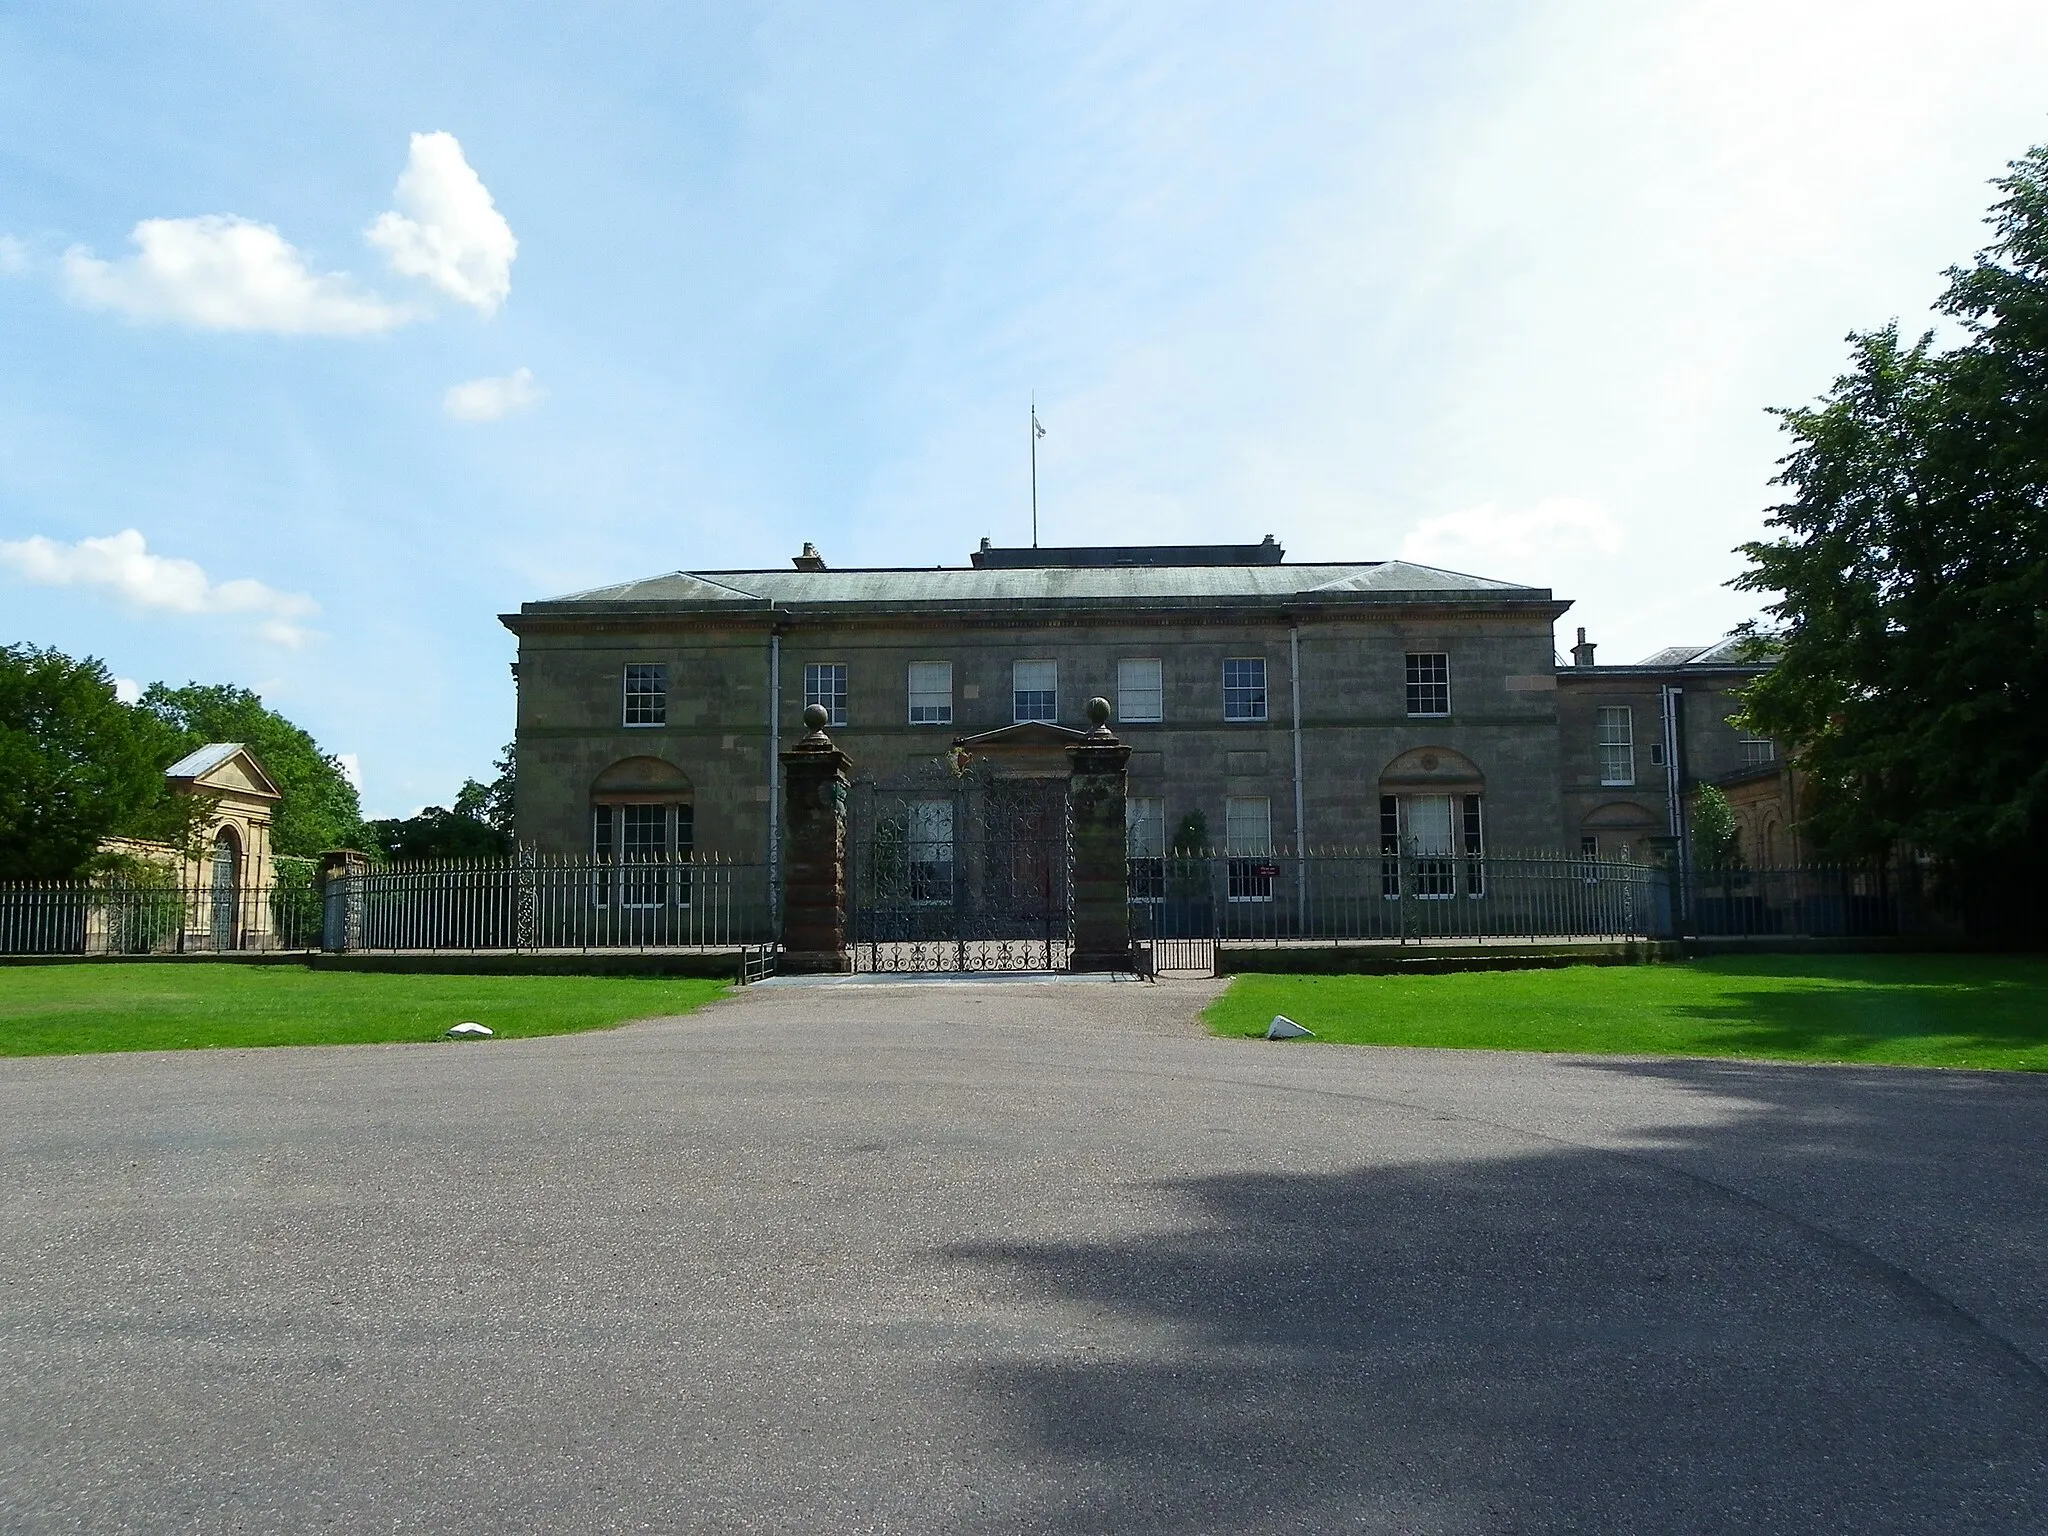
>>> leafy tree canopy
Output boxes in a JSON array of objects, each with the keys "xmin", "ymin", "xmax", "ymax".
[
  {"xmin": 365, "ymin": 742, "xmax": 515, "ymax": 863},
  {"xmin": 0, "ymin": 645, "xmax": 200, "ymax": 879},
  {"xmin": 455, "ymin": 741, "xmax": 515, "ymax": 838},
  {"xmin": 1690, "ymin": 785, "xmax": 1741, "ymax": 872},
  {"xmin": 137, "ymin": 682, "xmax": 365, "ymax": 859},
  {"xmin": 1735, "ymin": 144, "xmax": 2048, "ymax": 861},
  {"xmin": 366, "ymin": 805, "xmax": 509, "ymax": 863}
]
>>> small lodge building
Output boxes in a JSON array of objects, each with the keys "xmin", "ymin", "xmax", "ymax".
[{"xmin": 95, "ymin": 743, "xmax": 284, "ymax": 952}]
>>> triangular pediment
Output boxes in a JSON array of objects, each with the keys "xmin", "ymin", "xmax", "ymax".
[
  {"xmin": 164, "ymin": 743, "xmax": 283, "ymax": 802},
  {"xmin": 953, "ymin": 721, "xmax": 1092, "ymax": 750}
]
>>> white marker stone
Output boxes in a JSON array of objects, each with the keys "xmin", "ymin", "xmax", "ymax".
[
  {"xmin": 1265, "ymin": 1014, "xmax": 1314, "ymax": 1040},
  {"xmin": 446, "ymin": 1022, "xmax": 494, "ymax": 1038}
]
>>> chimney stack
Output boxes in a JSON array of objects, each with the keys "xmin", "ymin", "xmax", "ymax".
[
  {"xmin": 792, "ymin": 542, "xmax": 826, "ymax": 572},
  {"xmin": 1571, "ymin": 626, "xmax": 1597, "ymax": 667}
]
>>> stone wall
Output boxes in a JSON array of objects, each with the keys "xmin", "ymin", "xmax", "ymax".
[{"xmin": 513, "ymin": 606, "xmax": 1576, "ymax": 860}]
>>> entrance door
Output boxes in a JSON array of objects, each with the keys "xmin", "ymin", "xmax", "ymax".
[{"xmin": 209, "ymin": 832, "xmax": 240, "ymax": 952}]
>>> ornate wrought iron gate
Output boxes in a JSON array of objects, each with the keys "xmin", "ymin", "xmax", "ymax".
[{"xmin": 848, "ymin": 773, "xmax": 1073, "ymax": 973}]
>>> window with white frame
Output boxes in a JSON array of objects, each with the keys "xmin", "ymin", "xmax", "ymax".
[
  {"xmin": 1379, "ymin": 792, "xmax": 1483, "ymax": 898},
  {"xmin": 1117, "ymin": 658, "xmax": 1163, "ymax": 724},
  {"xmin": 1222, "ymin": 657, "xmax": 1267, "ymax": 721},
  {"xmin": 1225, "ymin": 795, "xmax": 1274, "ymax": 902},
  {"xmin": 1126, "ymin": 796, "xmax": 1166, "ymax": 902},
  {"xmin": 907, "ymin": 799, "xmax": 954, "ymax": 904},
  {"xmin": 1597, "ymin": 706, "xmax": 1635, "ymax": 786},
  {"xmin": 1013, "ymin": 660, "xmax": 1057, "ymax": 723},
  {"xmin": 907, "ymin": 661, "xmax": 953, "ymax": 725},
  {"xmin": 1405, "ymin": 653, "xmax": 1450, "ymax": 717},
  {"xmin": 622, "ymin": 663, "xmax": 667, "ymax": 727},
  {"xmin": 1743, "ymin": 735, "xmax": 1776, "ymax": 767},
  {"xmin": 804, "ymin": 663, "xmax": 847, "ymax": 727},
  {"xmin": 591, "ymin": 801, "xmax": 694, "ymax": 909}
]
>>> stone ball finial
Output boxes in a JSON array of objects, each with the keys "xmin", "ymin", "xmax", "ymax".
[
  {"xmin": 803, "ymin": 703, "xmax": 830, "ymax": 732},
  {"xmin": 1085, "ymin": 696, "xmax": 1112, "ymax": 731}
]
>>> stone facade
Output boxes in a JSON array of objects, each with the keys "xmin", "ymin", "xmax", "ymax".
[
  {"xmin": 501, "ymin": 546, "xmax": 1772, "ymax": 865},
  {"xmin": 1554, "ymin": 636, "xmax": 1775, "ymax": 861},
  {"xmin": 94, "ymin": 743, "xmax": 285, "ymax": 951}
]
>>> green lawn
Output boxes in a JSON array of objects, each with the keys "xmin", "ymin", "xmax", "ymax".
[
  {"xmin": 1205, "ymin": 955, "xmax": 2048, "ymax": 1071},
  {"xmin": 0, "ymin": 964, "xmax": 730, "ymax": 1056}
]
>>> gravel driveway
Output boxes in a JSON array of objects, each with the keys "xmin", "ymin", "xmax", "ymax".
[{"xmin": 3, "ymin": 975, "xmax": 2046, "ymax": 1533}]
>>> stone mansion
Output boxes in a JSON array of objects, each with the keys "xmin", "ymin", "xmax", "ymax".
[{"xmin": 502, "ymin": 539, "xmax": 1778, "ymax": 870}]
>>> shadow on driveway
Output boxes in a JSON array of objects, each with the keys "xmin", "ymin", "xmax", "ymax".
[{"xmin": 947, "ymin": 1055, "xmax": 2048, "ymax": 1533}]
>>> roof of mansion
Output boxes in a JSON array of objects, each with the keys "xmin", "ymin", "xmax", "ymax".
[{"xmin": 510, "ymin": 544, "xmax": 1563, "ymax": 626}]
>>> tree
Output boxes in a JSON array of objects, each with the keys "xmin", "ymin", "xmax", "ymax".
[
  {"xmin": 453, "ymin": 741, "xmax": 515, "ymax": 838},
  {"xmin": 366, "ymin": 805, "xmax": 509, "ymax": 862},
  {"xmin": 0, "ymin": 645, "xmax": 201, "ymax": 879},
  {"xmin": 1690, "ymin": 785, "xmax": 1742, "ymax": 873},
  {"xmin": 366, "ymin": 743, "xmax": 516, "ymax": 863},
  {"xmin": 1734, "ymin": 145, "xmax": 2048, "ymax": 863},
  {"xmin": 137, "ymin": 683, "xmax": 365, "ymax": 858}
]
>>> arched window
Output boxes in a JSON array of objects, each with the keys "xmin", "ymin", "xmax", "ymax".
[
  {"xmin": 1377, "ymin": 748, "xmax": 1485, "ymax": 898},
  {"xmin": 1580, "ymin": 802, "xmax": 1661, "ymax": 864},
  {"xmin": 590, "ymin": 757, "xmax": 695, "ymax": 909}
]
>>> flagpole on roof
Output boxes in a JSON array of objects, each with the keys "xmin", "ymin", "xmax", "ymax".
[{"xmin": 1030, "ymin": 395, "xmax": 1046, "ymax": 548}]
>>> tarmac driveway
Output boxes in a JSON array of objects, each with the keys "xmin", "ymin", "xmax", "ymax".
[{"xmin": 3, "ymin": 975, "xmax": 2046, "ymax": 1533}]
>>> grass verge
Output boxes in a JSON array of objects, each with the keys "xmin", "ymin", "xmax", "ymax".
[
  {"xmin": 0, "ymin": 964, "xmax": 730, "ymax": 1056},
  {"xmin": 1203, "ymin": 954, "xmax": 2048, "ymax": 1071}
]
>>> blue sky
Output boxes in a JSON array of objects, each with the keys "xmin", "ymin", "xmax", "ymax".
[{"xmin": 3, "ymin": 1, "xmax": 2046, "ymax": 817}]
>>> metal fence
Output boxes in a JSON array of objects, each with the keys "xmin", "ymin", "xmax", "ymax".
[
  {"xmin": 323, "ymin": 854, "xmax": 773, "ymax": 953},
  {"xmin": 0, "ymin": 874, "xmax": 322, "ymax": 955},
  {"xmin": 1685, "ymin": 863, "xmax": 1901, "ymax": 938},
  {"xmin": 1130, "ymin": 849, "xmax": 1667, "ymax": 950}
]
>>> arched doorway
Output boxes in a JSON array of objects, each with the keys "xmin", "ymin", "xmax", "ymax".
[{"xmin": 209, "ymin": 828, "xmax": 241, "ymax": 951}]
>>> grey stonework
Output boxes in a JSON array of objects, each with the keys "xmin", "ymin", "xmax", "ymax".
[{"xmin": 500, "ymin": 548, "xmax": 1766, "ymax": 865}]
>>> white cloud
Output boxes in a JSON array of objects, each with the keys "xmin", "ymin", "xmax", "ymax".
[
  {"xmin": 61, "ymin": 215, "xmax": 411, "ymax": 334},
  {"xmin": 336, "ymin": 753, "xmax": 364, "ymax": 792},
  {"xmin": 0, "ymin": 529, "xmax": 319, "ymax": 645},
  {"xmin": 1400, "ymin": 498, "xmax": 1624, "ymax": 583},
  {"xmin": 0, "ymin": 236, "xmax": 27, "ymax": 276},
  {"xmin": 444, "ymin": 367, "xmax": 543, "ymax": 422},
  {"xmin": 367, "ymin": 132, "xmax": 517, "ymax": 315},
  {"xmin": 112, "ymin": 677, "xmax": 142, "ymax": 705}
]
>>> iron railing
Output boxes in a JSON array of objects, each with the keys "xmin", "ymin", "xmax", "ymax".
[
  {"xmin": 323, "ymin": 854, "xmax": 773, "ymax": 953},
  {"xmin": 1684, "ymin": 863, "xmax": 1901, "ymax": 938},
  {"xmin": 0, "ymin": 874, "xmax": 322, "ymax": 955},
  {"xmin": 1130, "ymin": 849, "xmax": 1667, "ymax": 947}
]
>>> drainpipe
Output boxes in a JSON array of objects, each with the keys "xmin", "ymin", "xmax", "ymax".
[
  {"xmin": 1290, "ymin": 622, "xmax": 1306, "ymax": 910},
  {"xmin": 768, "ymin": 628, "xmax": 782, "ymax": 917},
  {"xmin": 1661, "ymin": 684, "xmax": 1688, "ymax": 913}
]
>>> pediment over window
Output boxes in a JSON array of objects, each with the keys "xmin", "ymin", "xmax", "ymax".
[
  {"xmin": 1378, "ymin": 746, "xmax": 1484, "ymax": 791},
  {"xmin": 1583, "ymin": 800, "xmax": 1662, "ymax": 830},
  {"xmin": 592, "ymin": 756, "xmax": 694, "ymax": 802}
]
